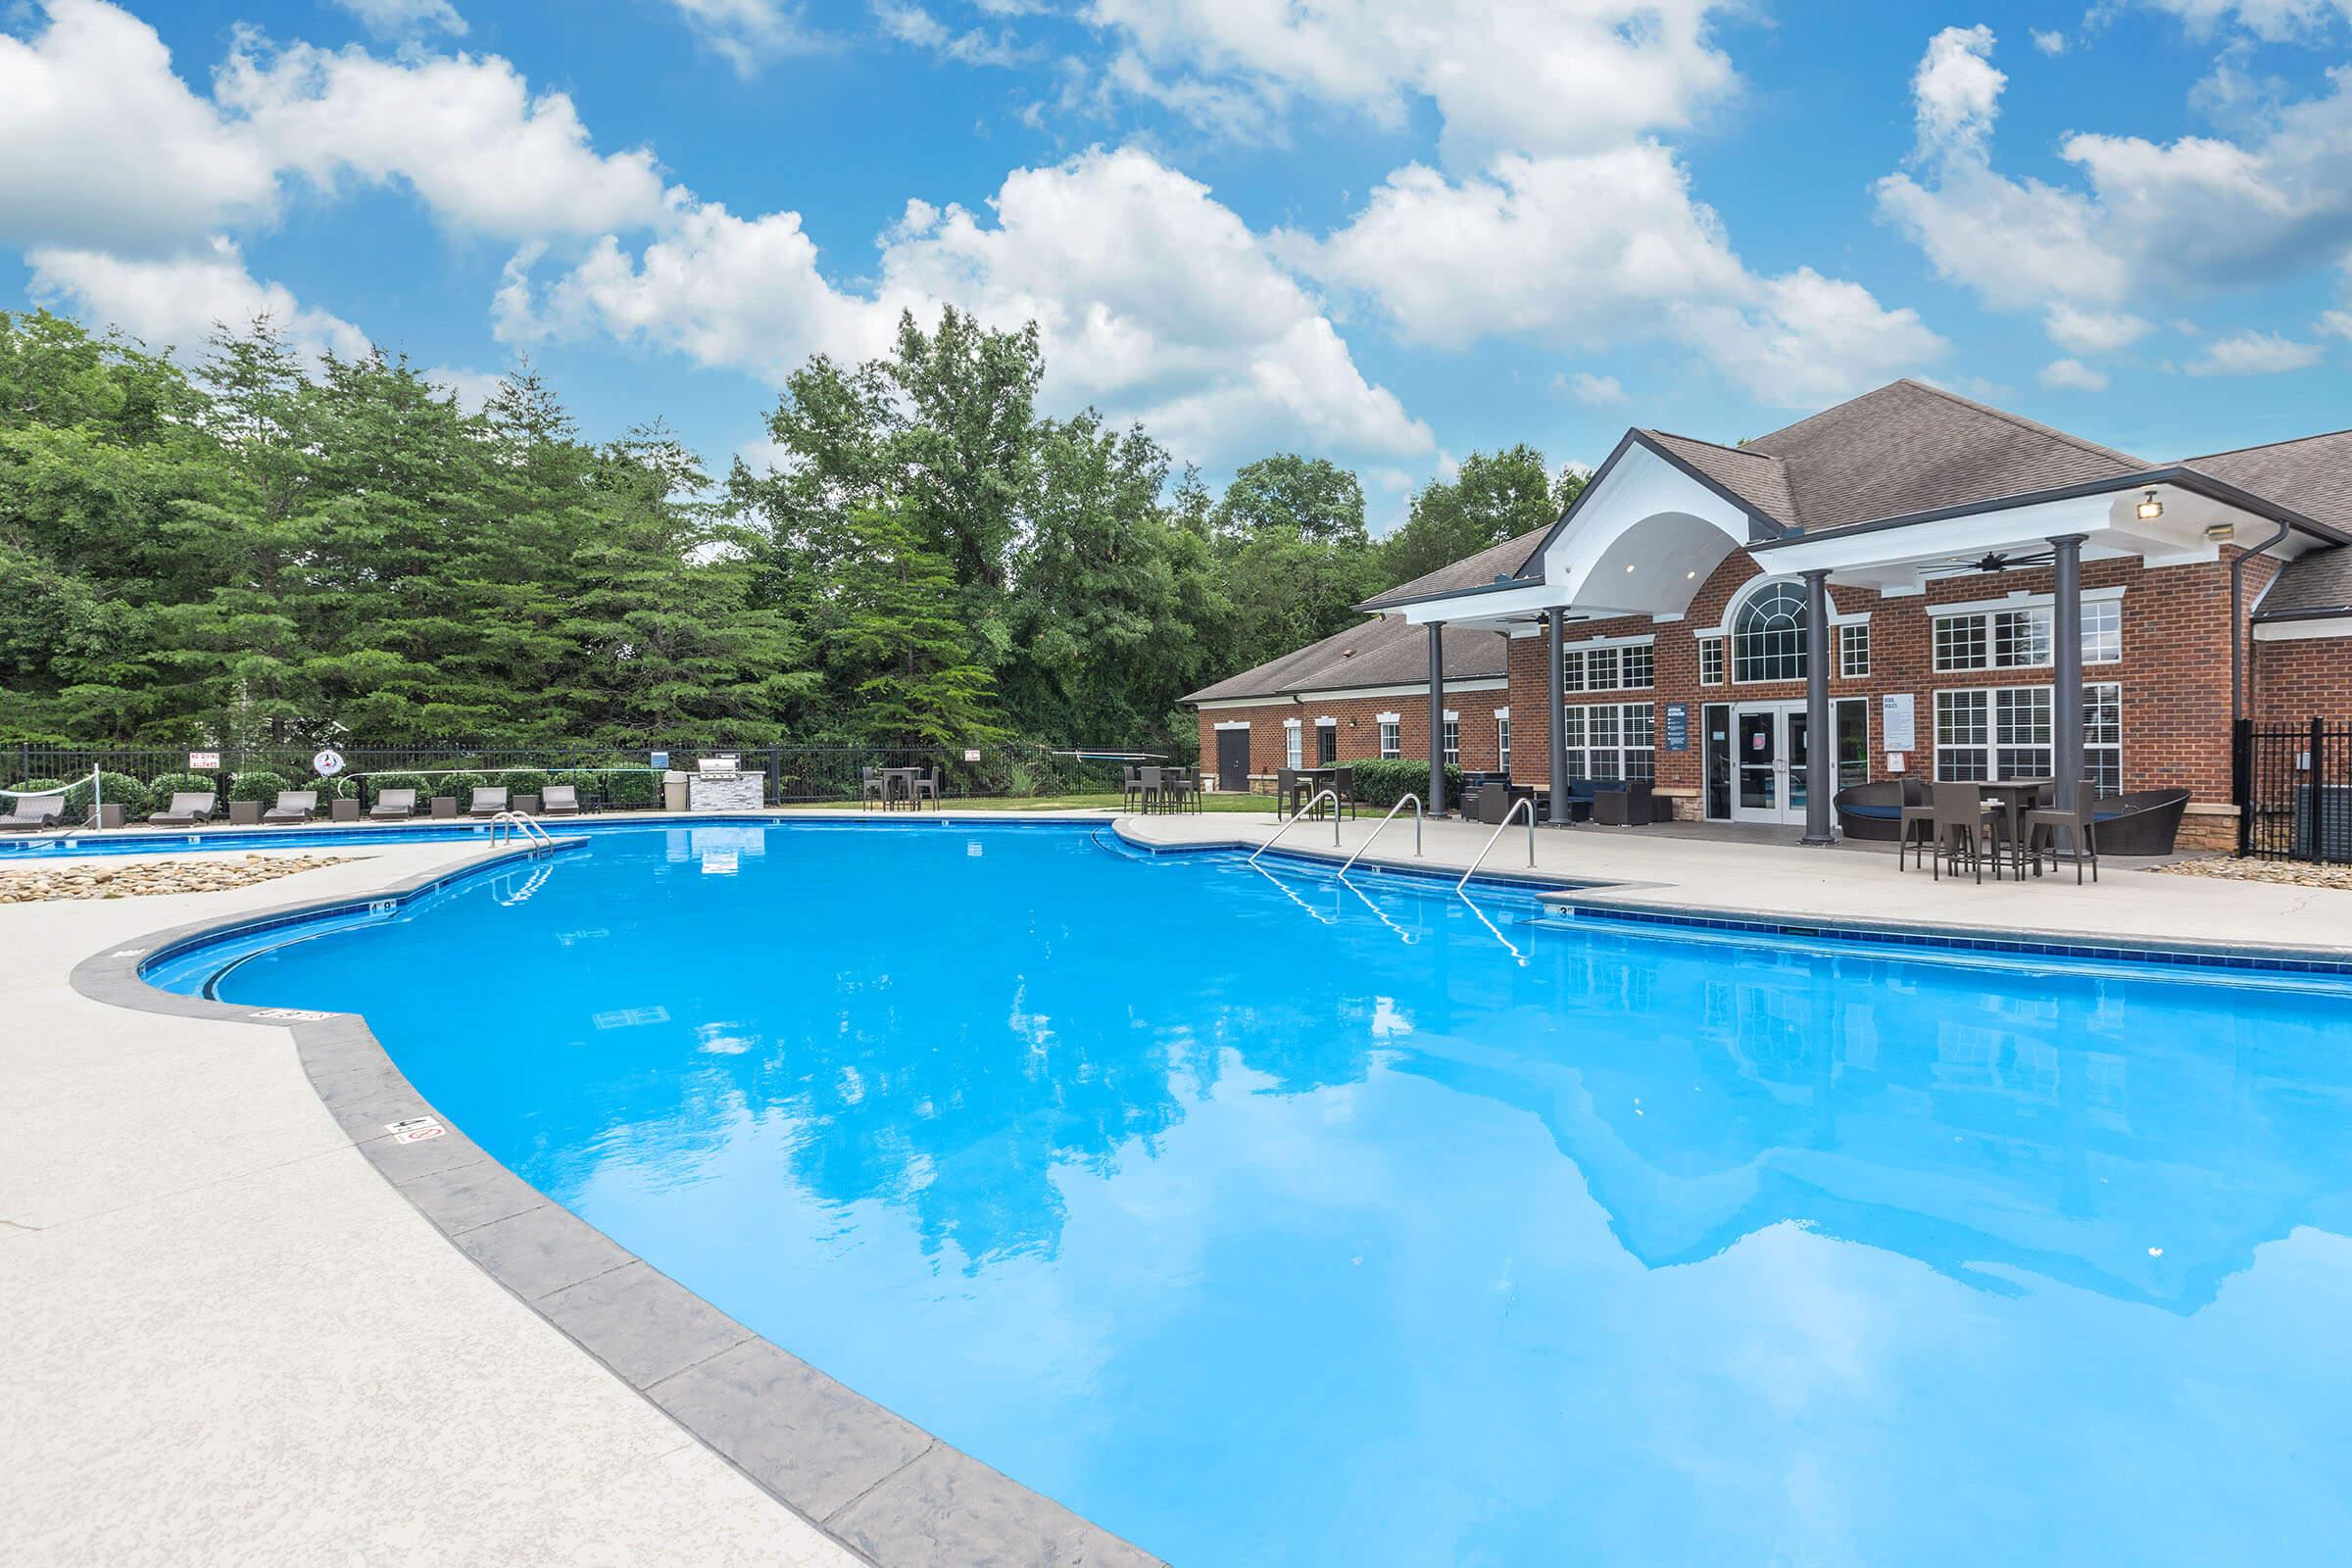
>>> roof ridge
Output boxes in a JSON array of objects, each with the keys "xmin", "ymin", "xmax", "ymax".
[
  {"xmin": 2179, "ymin": 426, "xmax": 2352, "ymax": 464},
  {"xmin": 1642, "ymin": 427, "xmax": 1783, "ymax": 465},
  {"xmin": 1886, "ymin": 377, "xmax": 2148, "ymax": 469}
]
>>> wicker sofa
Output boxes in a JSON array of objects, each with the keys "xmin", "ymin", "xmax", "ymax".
[{"xmin": 1835, "ymin": 781, "xmax": 2190, "ymax": 854}]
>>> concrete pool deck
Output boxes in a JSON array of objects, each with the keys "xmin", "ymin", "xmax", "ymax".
[{"xmin": 4, "ymin": 812, "xmax": 2343, "ymax": 1564}]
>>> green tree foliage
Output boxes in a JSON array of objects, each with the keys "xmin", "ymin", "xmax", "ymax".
[{"xmin": 2, "ymin": 303, "xmax": 1594, "ymax": 759}]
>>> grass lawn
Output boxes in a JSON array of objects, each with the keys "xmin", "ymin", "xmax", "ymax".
[{"xmin": 946, "ymin": 791, "xmax": 1278, "ymax": 813}]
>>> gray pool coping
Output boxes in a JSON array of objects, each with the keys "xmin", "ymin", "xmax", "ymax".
[{"xmin": 71, "ymin": 835, "xmax": 1164, "ymax": 1568}]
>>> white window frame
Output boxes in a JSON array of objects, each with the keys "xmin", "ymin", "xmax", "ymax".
[
  {"xmin": 1934, "ymin": 682, "xmax": 2122, "ymax": 793},
  {"xmin": 1377, "ymin": 715, "xmax": 1400, "ymax": 759},
  {"xmin": 1443, "ymin": 717, "xmax": 1460, "ymax": 765},
  {"xmin": 1558, "ymin": 702, "xmax": 1654, "ymax": 783},
  {"xmin": 1562, "ymin": 633, "xmax": 1655, "ymax": 694},
  {"xmin": 1495, "ymin": 709, "xmax": 1512, "ymax": 774},
  {"xmin": 1731, "ymin": 578, "xmax": 1810, "ymax": 684},
  {"xmin": 1284, "ymin": 719, "xmax": 1303, "ymax": 769},
  {"xmin": 1933, "ymin": 600, "xmax": 2122, "ymax": 674},
  {"xmin": 1838, "ymin": 620, "xmax": 1870, "ymax": 679},
  {"xmin": 1698, "ymin": 635, "xmax": 1725, "ymax": 687}
]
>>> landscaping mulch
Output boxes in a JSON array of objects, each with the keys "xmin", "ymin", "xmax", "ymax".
[
  {"xmin": 2152, "ymin": 857, "xmax": 2352, "ymax": 893},
  {"xmin": 0, "ymin": 854, "xmax": 356, "ymax": 905}
]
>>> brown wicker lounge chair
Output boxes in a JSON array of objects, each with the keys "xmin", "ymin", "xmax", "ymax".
[
  {"xmin": 148, "ymin": 791, "xmax": 217, "ymax": 827},
  {"xmin": 1, "ymin": 792, "xmax": 69, "ymax": 831},
  {"xmin": 261, "ymin": 790, "xmax": 318, "ymax": 824},
  {"xmin": 467, "ymin": 786, "xmax": 509, "ymax": 817},
  {"xmin": 540, "ymin": 784, "xmax": 581, "ymax": 815},
  {"xmin": 369, "ymin": 788, "xmax": 418, "ymax": 821}
]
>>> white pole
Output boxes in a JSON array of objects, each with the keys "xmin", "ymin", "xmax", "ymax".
[{"xmin": 90, "ymin": 763, "xmax": 103, "ymax": 829}]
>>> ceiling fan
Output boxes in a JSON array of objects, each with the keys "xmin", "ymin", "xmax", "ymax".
[{"xmin": 1921, "ymin": 546, "xmax": 2058, "ymax": 580}]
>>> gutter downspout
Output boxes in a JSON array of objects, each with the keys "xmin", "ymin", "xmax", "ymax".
[{"xmin": 2231, "ymin": 519, "xmax": 2291, "ymax": 725}]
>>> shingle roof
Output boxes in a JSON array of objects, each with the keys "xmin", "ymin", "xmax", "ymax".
[
  {"xmin": 1182, "ymin": 616, "xmax": 1507, "ymax": 704},
  {"xmin": 1358, "ymin": 525, "xmax": 1551, "ymax": 611},
  {"xmin": 1639, "ymin": 430, "xmax": 1797, "ymax": 529},
  {"xmin": 2258, "ymin": 546, "xmax": 2352, "ymax": 619},
  {"xmin": 1739, "ymin": 379, "xmax": 2150, "ymax": 532},
  {"xmin": 2180, "ymin": 428, "xmax": 2352, "ymax": 537}
]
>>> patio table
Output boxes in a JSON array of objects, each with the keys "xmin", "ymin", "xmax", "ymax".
[
  {"xmin": 1979, "ymin": 777, "xmax": 2054, "ymax": 877},
  {"xmin": 882, "ymin": 766, "xmax": 924, "ymax": 810}
]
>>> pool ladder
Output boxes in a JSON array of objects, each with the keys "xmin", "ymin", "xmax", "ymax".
[
  {"xmin": 487, "ymin": 809, "xmax": 554, "ymax": 849},
  {"xmin": 1339, "ymin": 794, "xmax": 1423, "ymax": 877},
  {"xmin": 1250, "ymin": 789, "xmax": 1341, "ymax": 865},
  {"xmin": 1456, "ymin": 796, "xmax": 1538, "ymax": 892}
]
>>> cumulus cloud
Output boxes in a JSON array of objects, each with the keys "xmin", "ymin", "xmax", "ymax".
[
  {"xmin": 0, "ymin": 0, "xmax": 278, "ymax": 253},
  {"xmin": 2038, "ymin": 358, "xmax": 2109, "ymax": 391},
  {"xmin": 502, "ymin": 148, "xmax": 1433, "ymax": 463},
  {"xmin": 2031, "ymin": 28, "xmax": 2068, "ymax": 53},
  {"xmin": 2186, "ymin": 328, "xmax": 2325, "ymax": 373},
  {"xmin": 1563, "ymin": 371, "xmax": 1625, "ymax": 405},
  {"xmin": 1083, "ymin": 0, "xmax": 1741, "ymax": 158},
  {"xmin": 2132, "ymin": 0, "xmax": 2352, "ymax": 43},
  {"xmin": 2320, "ymin": 308, "xmax": 2352, "ymax": 338},
  {"xmin": 2043, "ymin": 304, "xmax": 2154, "ymax": 355},
  {"xmin": 873, "ymin": 3, "xmax": 1031, "ymax": 68},
  {"xmin": 328, "ymin": 0, "xmax": 467, "ymax": 39},
  {"xmin": 665, "ymin": 0, "xmax": 829, "ymax": 74},
  {"xmin": 25, "ymin": 234, "xmax": 371, "ymax": 364},
  {"xmin": 1292, "ymin": 144, "xmax": 1941, "ymax": 407}
]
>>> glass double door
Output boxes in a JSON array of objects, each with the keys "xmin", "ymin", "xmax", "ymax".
[{"xmin": 1733, "ymin": 702, "xmax": 1811, "ymax": 824}]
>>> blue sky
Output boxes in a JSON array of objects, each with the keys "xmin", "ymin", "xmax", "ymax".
[{"xmin": 5, "ymin": 0, "xmax": 2350, "ymax": 527}]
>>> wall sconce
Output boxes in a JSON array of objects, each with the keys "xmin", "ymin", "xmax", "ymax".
[{"xmin": 2136, "ymin": 489, "xmax": 2164, "ymax": 520}]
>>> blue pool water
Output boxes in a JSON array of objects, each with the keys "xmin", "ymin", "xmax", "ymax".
[{"xmin": 172, "ymin": 822, "xmax": 2352, "ymax": 1565}]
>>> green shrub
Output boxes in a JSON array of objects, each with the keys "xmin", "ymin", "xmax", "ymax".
[
  {"xmin": 499, "ymin": 767, "xmax": 550, "ymax": 797},
  {"xmin": 597, "ymin": 767, "xmax": 661, "ymax": 809},
  {"xmin": 228, "ymin": 769, "xmax": 293, "ymax": 804},
  {"xmin": 306, "ymin": 773, "xmax": 361, "ymax": 800},
  {"xmin": 148, "ymin": 771, "xmax": 220, "ymax": 803},
  {"xmin": 430, "ymin": 771, "xmax": 475, "ymax": 801},
  {"xmin": 1348, "ymin": 759, "xmax": 1462, "ymax": 810},
  {"xmin": 60, "ymin": 770, "xmax": 153, "ymax": 818},
  {"xmin": 368, "ymin": 771, "xmax": 431, "ymax": 805}
]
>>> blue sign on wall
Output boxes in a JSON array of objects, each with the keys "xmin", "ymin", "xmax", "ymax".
[{"xmin": 1664, "ymin": 703, "xmax": 1690, "ymax": 752}]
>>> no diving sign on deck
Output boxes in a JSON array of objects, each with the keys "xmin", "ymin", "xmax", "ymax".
[{"xmin": 386, "ymin": 1117, "xmax": 445, "ymax": 1144}]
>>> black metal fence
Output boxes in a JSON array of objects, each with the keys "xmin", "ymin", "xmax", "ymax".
[
  {"xmin": 4, "ymin": 739, "xmax": 1132, "ymax": 809},
  {"xmin": 2236, "ymin": 718, "xmax": 2352, "ymax": 862}
]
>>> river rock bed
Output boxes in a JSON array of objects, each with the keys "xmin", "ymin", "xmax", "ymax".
[
  {"xmin": 0, "ymin": 854, "xmax": 356, "ymax": 905},
  {"xmin": 2152, "ymin": 856, "xmax": 2352, "ymax": 892}
]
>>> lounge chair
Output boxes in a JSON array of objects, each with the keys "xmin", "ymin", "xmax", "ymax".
[
  {"xmin": 540, "ymin": 784, "xmax": 581, "ymax": 815},
  {"xmin": 1, "ymin": 792, "xmax": 69, "ymax": 831},
  {"xmin": 369, "ymin": 788, "xmax": 418, "ymax": 821},
  {"xmin": 262, "ymin": 790, "xmax": 318, "ymax": 824},
  {"xmin": 467, "ymin": 786, "xmax": 509, "ymax": 817},
  {"xmin": 148, "ymin": 791, "xmax": 217, "ymax": 827}
]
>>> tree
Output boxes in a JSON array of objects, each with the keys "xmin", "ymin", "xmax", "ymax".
[
  {"xmin": 1205, "ymin": 453, "xmax": 1382, "ymax": 680},
  {"xmin": 1376, "ymin": 445, "xmax": 1589, "ymax": 590},
  {"xmin": 830, "ymin": 503, "xmax": 1005, "ymax": 748},
  {"xmin": 1211, "ymin": 453, "xmax": 1368, "ymax": 547}
]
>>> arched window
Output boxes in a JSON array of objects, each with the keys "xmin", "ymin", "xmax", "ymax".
[{"xmin": 1733, "ymin": 579, "xmax": 1808, "ymax": 683}]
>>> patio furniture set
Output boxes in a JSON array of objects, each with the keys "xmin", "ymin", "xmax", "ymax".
[
  {"xmin": 1127, "ymin": 765, "xmax": 1204, "ymax": 813},
  {"xmin": 860, "ymin": 766, "xmax": 943, "ymax": 811},
  {"xmin": 1832, "ymin": 778, "xmax": 2193, "ymax": 884}
]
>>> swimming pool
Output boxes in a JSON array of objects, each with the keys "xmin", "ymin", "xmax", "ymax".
[{"xmin": 157, "ymin": 821, "xmax": 2352, "ymax": 1564}]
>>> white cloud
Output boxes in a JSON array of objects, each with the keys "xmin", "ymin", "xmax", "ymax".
[
  {"xmin": 1879, "ymin": 25, "xmax": 2352, "ymax": 323},
  {"xmin": 0, "ymin": 0, "xmax": 278, "ymax": 253},
  {"xmin": 328, "ymin": 0, "xmax": 467, "ymax": 39},
  {"xmin": 504, "ymin": 147, "xmax": 1433, "ymax": 464},
  {"xmin": 2132, "ymin": 0, "xmax": 2352, "ymax": 43},
  {"xmin": 1083, "ymin": 0, "xmax": 1741, "ymax": 158},
  {"xmin": 2320, "ymin": 309, "xmax": 2352, "ymax": 338},
  {"xmin": 665, "ymin": 0, "xmax": 828, "ymax": 74},
  {"xmin": 2043, "ymin": 303, "xmax": 2154, "ymax": 355},
  {"xmin": 2039, "ymin": 357, "xmax": 2109, "ymax": 391},
  {"xmin": 25, "ymin": 234, "xmax": 371, "ymax": 365},
  {"xmin": 2031, "ymin": 27, "xmax": 2068, "ymax": 53},
  {"xmin": 873, "ymin": 3, "xmax": 1030, "ymax": 68},
  {"xmin": 216, "ymin": 37, "xmax": 676, "ymax": 240},
  {"xmin": 422, "ymin": 365, "xmax": 507, "ymax": 410},
  {"xmin": 2185, "ymin": 328, "xmax": 2325, "ymax": 373},
  {"xmin": 1293, "ymin": 145, "xmax": 1941, "ymax": 408},
  {"xmin": 1563, "ymin": 371, "xmax": 1625, "ymax": 405}
]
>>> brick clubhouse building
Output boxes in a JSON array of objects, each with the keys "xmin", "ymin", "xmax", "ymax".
[{"xmin": 1187, "ymin": 380, "xmax": 2352, "ymax": 852}]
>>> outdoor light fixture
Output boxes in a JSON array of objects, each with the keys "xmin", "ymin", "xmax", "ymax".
[
  {"xmin": 2204, "ymin": 522, "xmax": 2236, "ymax": 543},
  {"xmin": 2137, "ymin": 489, "xmax": 2164, "ymax": 520}
]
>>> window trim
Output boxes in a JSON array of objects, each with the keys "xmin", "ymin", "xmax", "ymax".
[
  {"xmin": 1933, "ymin": 681, "xmax": 2123, "ymax": 793},
  {"xmin": 1932, "ymin": 600, "xmax": 2122, "ymax": 674},
  {"xmin": 1838, "ymin": 620, "xmax": 1870, "ymax": 680},
  {"xmin": 1557, "ymin": 701, "xmax": 1655, "ymax": 783}
]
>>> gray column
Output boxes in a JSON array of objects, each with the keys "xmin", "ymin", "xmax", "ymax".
[
  {"xmin": 1800, "ymin": 568, "xmax": 1835, "ymax": 846},
  {"xmin": 1546, "ymin": 609, "xmax": 1568, "ymax": 828},
  {"xmin": 2051, "ymin": 533, "xmax": 2086, "ymax": 822},
  {"xmin": 1428, "ymin": 620, "xmax": 1447, "ymax": 814}
]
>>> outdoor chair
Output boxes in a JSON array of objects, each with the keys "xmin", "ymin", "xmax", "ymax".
[
  {"xmin": 1330, "ymin": 765, "xmax": 1356, "ymax": 820},
  {"xmin": 1593, "ymin": 781, "xmax": 1655, "ymax": 827},
  {"xmin": 467, "ymin": 786, "xmax": 509, "ymax": 817},
  {"xmin": 1896, "ymin": 778, "xmax": 1936, "ymax": 870},
  {"xmin": 914, "ymin": 768, "xmax": 941, "ymax": 809},
  {"xmin": 148, "ymin": 791, "xmax": 217, "ymax": 827},
  {"xmin": 1, "ymin": 792, "xmax": 69, "ymax": 831},
  {"xmin": 2026, "ymin": 797, "xmax": 2101, "ymax": 884},
  {"xmin": 369, "ymin": 788, "xmax": 418, "ymax": 821},
  {"xmin": 1928, "ymin": 782, "xmax": 1998, "ymax": 883},
  {"xmin": 540, "ymin": 784, "xmax": 581, "ymax": 815},
  {"xmin": 1162, "ymin": 768, "xmax": 1197, "ymax": 814},
  {"xmin": 1139, "ymin": 765, "xmax": 1166, "ymax": 813},
  {"xmin": 1122, "ymin": 764, "xmax": 1143, "ymax": 812},
  {"xmin": 859, "ymin": 767, "xmax": 888, "ymax": 811},
  {"xmin": 1275, "ymin": 766, "xmax": 1305, "ymax": 819},
  {"xmin": 261, "ymin": 790, "xmax": 318, "ymax": 824}
]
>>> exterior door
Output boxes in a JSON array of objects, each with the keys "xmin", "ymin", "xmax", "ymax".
[
  {"xmin": 1215, "ymin": 727, "xmax": 1250, "ymax": 793},
  {"xmin": 1732, "ymin": 703, "xmax": 1807, "ymax": 824}
]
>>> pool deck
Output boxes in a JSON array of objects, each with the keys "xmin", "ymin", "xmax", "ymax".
[{"xmin": 3, "ymin": 811, "xmax": 2342, "ymax": 1564}]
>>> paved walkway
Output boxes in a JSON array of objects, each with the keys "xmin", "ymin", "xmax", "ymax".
[{"xmin": 1, "ymin": 843, "xmax": 856, "ymax": 1568}]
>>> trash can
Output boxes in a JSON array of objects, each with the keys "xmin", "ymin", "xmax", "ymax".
[{"xmin": 663, "ymin": 770, "xmax": 690, "ymax": 812}]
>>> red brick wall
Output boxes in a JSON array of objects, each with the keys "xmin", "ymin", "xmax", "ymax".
[
  {"xmin": 2253, "ymin": 632, "xmax": 2352, "ymax": 724},
  {"xmin": 1498, "ymin": 550, "xmax": 2256, "ymax": 809},
  {"xmin": 1195, "ymin": 689, "xmax": 1506, "ymax": 784}
]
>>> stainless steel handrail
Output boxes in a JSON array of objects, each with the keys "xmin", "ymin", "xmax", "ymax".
[
  {"xmin": 1338, "ymin": 793, "xmax": 1422, "ymax": 876},
  {"xmin": 1249, "ymin": 789, "xmax": 1341, "ymax": 865},
  {"xmin": 487, "ymin": 809, "xmax": 553, "ymax": 848},
  {"xmin": 1456, "ymin": 796, "xmax": 1537, "ymax": 892}
]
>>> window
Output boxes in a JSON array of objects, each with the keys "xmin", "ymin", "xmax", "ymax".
[
  {"xmin": 1934, "ymin": 601, "xmax": 2123, "ymax": 672},
  {"xmin": 1562, "ymin": 648, "xmax": 1585, "ymax": 692},
  {"xmin": 1558, "ymin": 703, "xmax": 1653, "ymax": 781},
  {"xmin": 1698, "ymin": 636, "xmax": 1725, "ymax": 686},
  {"xmin": 1838, "ymin": 621, "xmax": 1870, "ymax": 679},
  {"xmin": 1587, "ymin": 645, "xmax": 1620, "ymax": 691},
  {"xmin": 1621, "ymin": 644, "xmax": 1655, "ymax": 690},
  {"xmin": 1496, "ymin": 715, "xmax": 1512, "ymax": 774},
  {"xmin": 1565, "ymin": 639, "xmax": 1651, "ymax": 692},
  {"xmin": 1285, "ymin": 724, "xmax": 1302, "ymax": 769},
  {"xmin": 1733, "ymin": 580, "xmax": 1808, "ymax": 682},
  {"xmin": 1443, "ymin": 718, "xmax": 1460, "ymax": 765},
  {"xmin": 1316, "ymin": 723, "xmax": 1337, "ymax": 765},
  {"xmin": 1378, "ymin": 720, "xmax": 1399, "ymax": 759},
  {"xmin": 1936, "ymin": 683, "xmax": 2122, "ymax": 790}
]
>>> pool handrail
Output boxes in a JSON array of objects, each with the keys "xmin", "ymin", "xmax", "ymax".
[
  {"xmin": 486, "ymin": 808, "xmax": 553, "ymax": 848},
  {"xmin": 1339, "ymin": 793, "xmax": 1423, "ymax": 877},
  {"xmin": 1250, "ymin": 788, "xmax": 1341, "ymax": 865},
  {"xmin": 1456, "ymin": 795, "xmax": 1538, "ymax": 892}
]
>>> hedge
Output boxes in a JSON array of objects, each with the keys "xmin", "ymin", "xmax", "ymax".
[
  {"xmin": 148, "ymin": 771, "xmax": 220, "ymax": 803},
  {"xmin": 368, "ymin": 771, "xmax": 431, "ymax": 805},
  {"xmin": 499, "ymin": 767, "xmax": 551, "ymax": 797},
  {"xmin": 228, "ymin": 769, "xmax": 294, "ymax": 804},
  {"xmin": 56, "ymin": 770, "xmax": 154, "ymax": 818},
  {"xmin": 306, "ymin": 773, "xmax": 362, "ymax": 800},
  {"xmin": 1346, "ymin": 759, "xmax": 1463, "ymax": 810}
]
